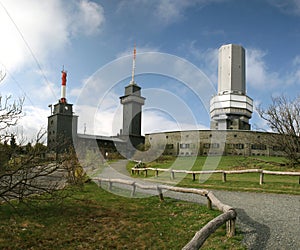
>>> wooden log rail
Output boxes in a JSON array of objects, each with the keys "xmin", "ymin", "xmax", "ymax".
[
  {"xmin": 92, "ymin": 177, "xmax": 236, "ymax": 249},
  {"xmin": 131, "ymin": 167, "xmax": 300, "ymax": 185}
]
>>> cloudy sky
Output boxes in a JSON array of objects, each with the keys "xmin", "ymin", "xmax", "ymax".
[{"xmin": 0, "ymin": 0, "xmax": 300, "ymax": 142}]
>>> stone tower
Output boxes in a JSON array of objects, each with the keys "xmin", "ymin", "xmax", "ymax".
[
  {"xmin": 210, "ymin": 44, "xmax": 253, "ymax": 130},
  {"xmin": 119, "ymin": 46, "xmax": 145, "ymax": 148},
  {"xmin": 47, "ymin": 71, "xmax": 78, "ymax": 152}
]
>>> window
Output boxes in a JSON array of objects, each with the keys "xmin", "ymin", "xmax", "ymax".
[
  {"xmin": 180, "ymin": 143, "xmax": 190, "ymax": 149},
  {"xmin": 251, "ymin": 144, "xmax": 267, "ymax": 150},
  {"xmin": 166, "ymin": 144, "xmax": 174, "ymax": 149},
  {"xmin": 227, "ymin": 143, "xmax": 244, "ymax": 150},
  {"xmin": 273, "ymin": 146, "xmax": 283, "ymax": 151},
  {"xmin": 212, "ymin": 143, "xmax": 220, "ymax": 149},
  {"xmin": 203, "ymin": 143, "xmax": 210, "ymax": 149}
]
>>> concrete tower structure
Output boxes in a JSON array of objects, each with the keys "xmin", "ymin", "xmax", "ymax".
[
  {"xmin": 210, "ymin": 44, "xmax": 253, "ymax": 130},
  {"xmin": 47, "ymin": 70, "xmax": 78, "ymax": 152},
  {"xmin": 119, "ymin": 46, "xmax": 145, "ymax": 147}
]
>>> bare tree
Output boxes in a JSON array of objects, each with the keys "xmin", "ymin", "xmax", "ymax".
[
  {"xmin": 0, "ymin": 129, "xmax": 85, "ymax": 206},
  {"xmin": 258, "ymin": 95, "xmax": 300, "ymax": 167},
  {"xmin": 0, "ymin": 94, "xmax": 83, "ymax": 206},
  {"xmin": 0, "ymin": 95, "xmax": 23, "ymax": 141}
]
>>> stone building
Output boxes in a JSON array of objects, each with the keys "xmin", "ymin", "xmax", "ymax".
[
  {"xmin": 47, "ymin": 47, "xmax": 145, "ymax": 157},
  {"xmin": 145, "ymin": 130, "xmax": 284, "ymax": 157},
  {"xmin": 47, "ymin": 44, "xmax": 285, "ymax": 158}
]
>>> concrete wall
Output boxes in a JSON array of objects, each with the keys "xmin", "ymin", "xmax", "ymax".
[{"xmin": 218, "ymin": 44, "xmax": 245, "ymax": 94}]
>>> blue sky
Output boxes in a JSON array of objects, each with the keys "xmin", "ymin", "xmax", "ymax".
[{"xmin": 0, "ymin": 0, "xmax": 300, "ymax": 142}]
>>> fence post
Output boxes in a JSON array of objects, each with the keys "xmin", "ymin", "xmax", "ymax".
[
  {"xmin": 192, "ymin": 173, "xmax": 196, "ymax": 181},
  {"xmin": 157, "ymin": 186, "xmax": 164, "ymax": 201},
  {"xmin": 171, "ymin": 170, "xmax": 175, "ymax": 180},
  {"xmin": 131, "ymin": 182, "xmax": 136, "ymax": 197},
  {"xmin": 226, "ymin": 218, "xmax": 236, "ymax": 237},
  {"xmin": 222, "ymin": 172, "xmax": 227, "ymax": 182},
  {"xmin": 108, "ymin": 181, "xmax": 112, "ymax": 191},
  {"xmin": 155, "ymin": 169, "xmax": 158, "ymax": 177},
  {"xmin": 144, "ymin": 169, "xmax": 148, "ymax": 177},
  {"xmin": 207, "ymin": 197, "xmax": 212, "ymax": 210},
  {"xmin": 260, "ymin": 172, "xmax": 264, "ymax": 185}
]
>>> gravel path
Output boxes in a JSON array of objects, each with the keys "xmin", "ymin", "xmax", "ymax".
[
  {"xmin": 166, "ymin": 189, "xmax": 300, "ymax": 250},
  {"xmin": 98, "ymin": 160, "xmax": 300, "ymax": 250}
]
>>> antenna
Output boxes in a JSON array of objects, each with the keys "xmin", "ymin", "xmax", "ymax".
[
  {"xmin": 130, "ymin": 44, "xmax": 136, "ymax": 85},
  {"xmin": 60, "ymin": 69, "xmax": 67, "ymax": 103}
]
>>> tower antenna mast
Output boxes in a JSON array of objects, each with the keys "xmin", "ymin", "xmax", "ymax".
[{"xmin": 130, "ymin": 44, "xmax": 136, "ymax": 85}]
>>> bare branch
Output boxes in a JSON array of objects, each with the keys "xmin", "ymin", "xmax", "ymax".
[{"xmin": 257, "ymin": 95, "xmax": 300, "ymax": 166}]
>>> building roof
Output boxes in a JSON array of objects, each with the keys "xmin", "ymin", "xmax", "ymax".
[{"xmin": 77, "ymin": 133, "xmax": 126, "ymax": 143}]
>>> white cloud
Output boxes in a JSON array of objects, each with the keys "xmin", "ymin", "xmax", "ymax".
[
  {"xmin": 155, "ymin": 0, "xmax": 229, "ymax": 25},
  {"xmin": 143, "ymin": 110, "xmax": 208, "ymax": 134},
  {"xmin": 268, "ymin": 0, "xmax": 300, "ymax": 16},
  {"xmin": 246, "ymin": 48, "xmax": 300, "ymax": 89},
  {"xmin": 0, "ymin": 0, "xmax": 104, "ymax": 71},
  {"xmin": 185, "ymin": 41, "xmax": 219, "ymax": 84},
  {"xmin": 75, "ymin": 102, "xmax": 122, "ymax": 136},
  {"xmin": 246, "ymin": 48, "xmax": 281, "ymax": 89},
  {"xmin": 14, "ymin": 105, "xmax": 49, "ymax": 143},
  {"xmin": 288, "ymin": 55, "xmax": 300, "ymax": 85},
  {"xmin": 117, "ymin": 0, "xmax": 229, "ymax": 26},
  {"xmin": 71, "ymin": 0, "xmax": 105, "ymax": 36}
]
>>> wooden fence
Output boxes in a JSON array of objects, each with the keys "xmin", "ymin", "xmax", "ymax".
[
  {"xmin": 92, "ymin": 177, "xmax": 236, "ymax": 250},
  {"xmin": 131, "ymin": 167, "xmax": 300, "ymax": 185}
]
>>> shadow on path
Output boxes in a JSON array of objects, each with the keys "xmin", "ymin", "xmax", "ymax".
[{"xmin": 236, "ymin": 208, "xmax": 270, "ymax": 250}]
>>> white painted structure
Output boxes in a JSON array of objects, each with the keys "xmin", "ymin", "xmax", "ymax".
[{"xmin": 210, "ymin": 44, "xmax": 253, "ymax": 130}]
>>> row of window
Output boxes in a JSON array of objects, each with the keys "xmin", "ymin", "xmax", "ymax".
[
  {"xmin": 164, "ymin": 143, "xmax": 281, "ymax": 151},
  {"xmin": 150, "ymin": 134, "xmax": 265, "ymax": 140}
]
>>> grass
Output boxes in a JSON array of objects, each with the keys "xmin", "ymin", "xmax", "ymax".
[
  {"xmin": 0, "ymin": 182, "xmax": 245, "ymax": 250},
  {"xmin": 129, "ymin": 156, "xmax": 300, "ymax": 195}
]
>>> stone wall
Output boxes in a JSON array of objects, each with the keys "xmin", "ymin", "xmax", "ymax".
[{"xmin": 145, "ymin": 130, "xmax": 285, "ymax": 157}]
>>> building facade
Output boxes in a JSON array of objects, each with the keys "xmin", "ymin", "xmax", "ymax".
[{"xmin": 145, "ymin": 130, "xmax": 284, "ymax": 157}]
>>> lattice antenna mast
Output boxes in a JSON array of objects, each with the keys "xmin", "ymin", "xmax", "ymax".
[{"xmin": 130, "ymin": 44, "xmax": 136, "ymax": 85}]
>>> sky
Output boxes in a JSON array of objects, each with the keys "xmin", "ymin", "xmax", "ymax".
[{"xmin": 0, "ymin": 0, "xmax": 300, "ymax": 143}]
